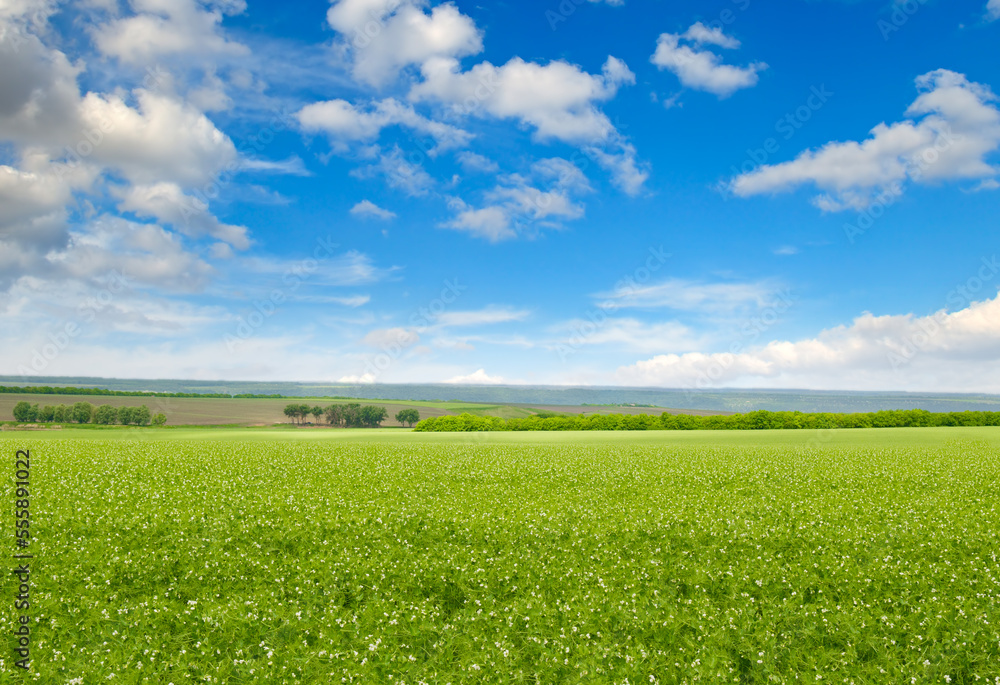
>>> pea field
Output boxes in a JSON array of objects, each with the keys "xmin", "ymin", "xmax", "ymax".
[{"xmin": 2, "ymin": 429, "xmax": 1000, "ymax": 683}]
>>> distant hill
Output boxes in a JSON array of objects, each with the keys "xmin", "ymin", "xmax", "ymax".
[{"xmin": 2, "ymin": 376, "xmax": 999, "ymax": 414}]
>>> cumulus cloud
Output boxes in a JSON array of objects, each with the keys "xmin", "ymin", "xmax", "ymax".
[
  {"xmin": 94, "ymin": 0, "xmax": 249, "ymax": 64},
  {"xmin": 444, "ymin": 368, "xmax": 505, "ymax": 384},
  {"xmin": 651, "ymin": 22, "xmax": 766, "ymax": 98},
  {"xmin": 327, "ymin": 0, "xmax": 482, "ymax": 86},
  {"xmin": 727, "ymin": 70, "xmax": 1000, "ymax": 210},
  {"xmin": 350, "ymin": 199, "xmax": 397, "ymax": 220},
  {"xmin": 988, "ymin": 0, "xmax": 1000, "ymax": 21},
  {"xmin": 297, "ymin": 97, "xmax": 473, "ymax": 154},
  {"xmin": 443, "ymin": 158, "xmax": 590, "ymax": 241},
  {"xmin": 412, "ymin": 55, "xmax": 634, "ymax": 144},
  {"xmin": 616, "ymin": 283, "xmax": 1000, "ymax": 393},
  {"xmin": 115, "ymin": 182, "xmax": 251, "ymax": 249}
]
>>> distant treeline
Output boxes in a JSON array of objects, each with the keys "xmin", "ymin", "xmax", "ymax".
[
  {"xmin": 0, "ymin": 385, "xmax": 283, "ymax": 399},
  {"xmin": 12, "ymin": 401, "xmax": 165, "ymax": 426},
  {"xmin": 413, "ymin": 409, "xmax": 1000, "ymax": 432}
]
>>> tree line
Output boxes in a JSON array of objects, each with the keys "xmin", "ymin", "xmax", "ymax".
[
  {"xmin": 0, "ymin": 384, "xmax": 283, "ymax": 399},
  {"xmin": 11, "ymin": 401, "xmax": 166, "ymax": 426},
  {"xmin": 283, "ymin": 403, "xmax": 419, "ymax": 428},
  {"xmin": 413, "ymin": 409, "xmax": 1000, "ymax": 432}
]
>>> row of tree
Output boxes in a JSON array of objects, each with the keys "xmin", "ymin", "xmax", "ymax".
[
  {"xmin": 283, "ymin": 404, "xmax": 420, "ymax": 428},
  {"xmin": 11, "ymin": 401, "xmax": 167, "ymax": 426},
  {"xmin": 413, "ymin": 409, "xmax": 1000, "ymax": 432}
]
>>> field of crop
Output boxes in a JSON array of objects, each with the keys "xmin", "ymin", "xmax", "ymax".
[{"xmin": 2, "ymin": 429, "xmax": 999, "ymax": 683}]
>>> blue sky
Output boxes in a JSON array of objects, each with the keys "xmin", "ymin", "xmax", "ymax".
[{"xmin": 2, "ymin": 0, "xmax": 999, "ymax": 391}]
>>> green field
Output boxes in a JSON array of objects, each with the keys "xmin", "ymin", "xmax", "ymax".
[{"xmin": 2, "ymin": 428, "xmax": 999, "ymax": 682}]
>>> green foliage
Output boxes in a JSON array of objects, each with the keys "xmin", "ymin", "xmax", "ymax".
[
  {"xmin": 71, "ymin": 401, "xmax": 94, "ymax": 424},
  {"xmin": 94, "ymin": 404, "xmax": 119, "ymax": 425},
  {"xmin": 15, "ymin": 437, "xmax": 1000, "ymax": 682},
  {"xmin": 395, "ymin": 408, "xmax": 420, "ymax": 427},
  {"xmin": 414, "ymin": 409, "xmax": 1000, "ymax": 432},
  {"xmin": 152, "ymin": 413, "xmax": 167, "ymax": 426},
  {"xmin": 12, "ymin": 401, "xmax": 36, "ymax": 422}
]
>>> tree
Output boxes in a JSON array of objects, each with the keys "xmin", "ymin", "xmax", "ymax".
[
  {"xmin": 135, "ymin": 405, "xmax": 152, "ymax": 426},
  {"xmin": 72, "ymin": 402, "xmax": 94, "ymax": 424},
  {"xmin": 94, "ymin": 405, "xmax": 119, "ymax": 425},
  {"xmin": 341, "ymin": 403, "xmax": 363, "ymax": 427},
  {"xmin": 13, "ymin": 401, "xmax": 34, "ymax": 422},
  {"xmin": 361, "ymin": 405, "xmax": 388, "ymax": 428},
  {"xmin": 152, "ymin": 413, "xmax": 167, "ymax": 426},
  {"xmin": 395, "ymin": 408, "xmax": 420, "ymax": 427},
  {"xmin": 283, "ymin": 404, "xmax": 299, "ymax": 424},
  {"xmin": 38, "ymin": 405, "xmax": 56, "ymax": 423},
  {"xmin": 118, "ymin": 406, "xmax": 137, "ymax": 425},
  {"xmin": 324, "ymin": 405, "xmax": 343, "ymax": 427},
  {"xmin": 311, "ymin": 406, "xmax": 324, "ymax": 423},
  {"xmin": 53, "ymin": 405, "xmax": 67, "ymax": 422}
]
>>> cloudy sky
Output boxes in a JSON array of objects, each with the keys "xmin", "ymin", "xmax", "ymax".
[{"xmin": 1, "ymin": 0, "xmax": 999, "ymax": 392}]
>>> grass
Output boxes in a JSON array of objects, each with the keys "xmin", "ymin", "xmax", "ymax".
[{"xmin": 2, "ymin": 428, "xmax": 998, "ymax": 682}]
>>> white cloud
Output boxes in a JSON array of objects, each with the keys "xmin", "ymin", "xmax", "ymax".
[
  {"xmin": 435, "ymin": 306, "xmax": 529, "ymax": 327},
  {"xmin": 350, "ymin": 199, "xmax": 397, "ymax": 220},
  {"xmin": 94, "ymin": 0, "xmax": 249, "ymax": 64},
  {"xmin": 456, "ymin": 151, "xmax": 499, "ymax": 174},
  {"xmin": 728, "ymin": 70, "xmax": 1000, "ymax": 210},
  {"xmin": 988, "ymin": 0, "xmax": 1000, "ymax": 21},
  {"xmin": 351, "ymin": 146, "xmax": 434, "ymax": 196},
  {"xmin": 339, "ymin": 372, "xmax": 376, "ymax": 384},
  {"xmin": 551, "ymin": 317, "xmax": 700, "ymax": 355},
  {"xmin": 596, "ymin": 278, "xmax": 783, "ymax": 314},
  {"xmin": 55, "ymin": 215, "xmax": 215, "ymax": 292},
  {"xmin": 616, "ymin": 287, "xmax": 1000, "ymax": 392},
  {"xmin": 443, "ymin": 158, "xmax": 590, "ymax": 241},
  {"xmin": 651, "ymin": 23, "xmax": 765, "ymax": 98},
  {"xmin": 413, "ymin": 55, "xmax": 634, "ymax": 144},
  {"xmin": 116, "ymin": 182, "xmax": 251, "ymax": 249},
  {"xmin": 444, "ymin": 368, "xmax": 505, "ymax": 384},
  {"xmin": 327, "ymin": 0, "xmax": 482, "ymax": 87},
  {"xmin": 362, "ymin": 327, "xmax": 419, "ymax": 348},
  {"xmin": 297, "ymin": 97, "xmax": 473, "ymax": 154}
]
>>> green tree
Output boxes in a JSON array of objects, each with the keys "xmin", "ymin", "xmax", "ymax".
[
  {"xmin": 324, "ymin": 405, "xmax": 343, "ymax": 427},
  {"xmin": 72, "ymin": 402, "xmax": 94, "ymax": 424},
  {"xmin": 283, "ymin": 404, "xmax": 299, "ymax": 424},
  {"xmin": 53, "ymin": 405, "xmax": 67, "ymax": 422},
  {"xmin": 395, "ymin": 408, "xmax": 420, "ymax": 427},
  {"xmin": 361, "ymin": 405, "xmax": 388, "ymax": 428},
  {"xmin": 135, "ymin": 405, "xmax": 152, "ymax": 426},
  {"xmin": 311, "ymin": 406, "xmax": 324, "ymax": 423},
  {"xmin": 94, "ymin": 405, "xmax": 119, "ymax": 425},
  {"xmin": 341, "ymin": 403, "xmax": 363, "ymax": 427},
  {"xmin": 13, "ymin": 401, "xmax": 34, "ymax": 422},
  {"xmin": 152, "ymin": 413, "xmax": 167, "ymax": 426},
  {"xmin": 38, "ymin": 405, "xmax": 56, "ymax": 423},
  {"xmin": 118, "ymin": 406, "xmax": 137, "ymax": 425}
]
